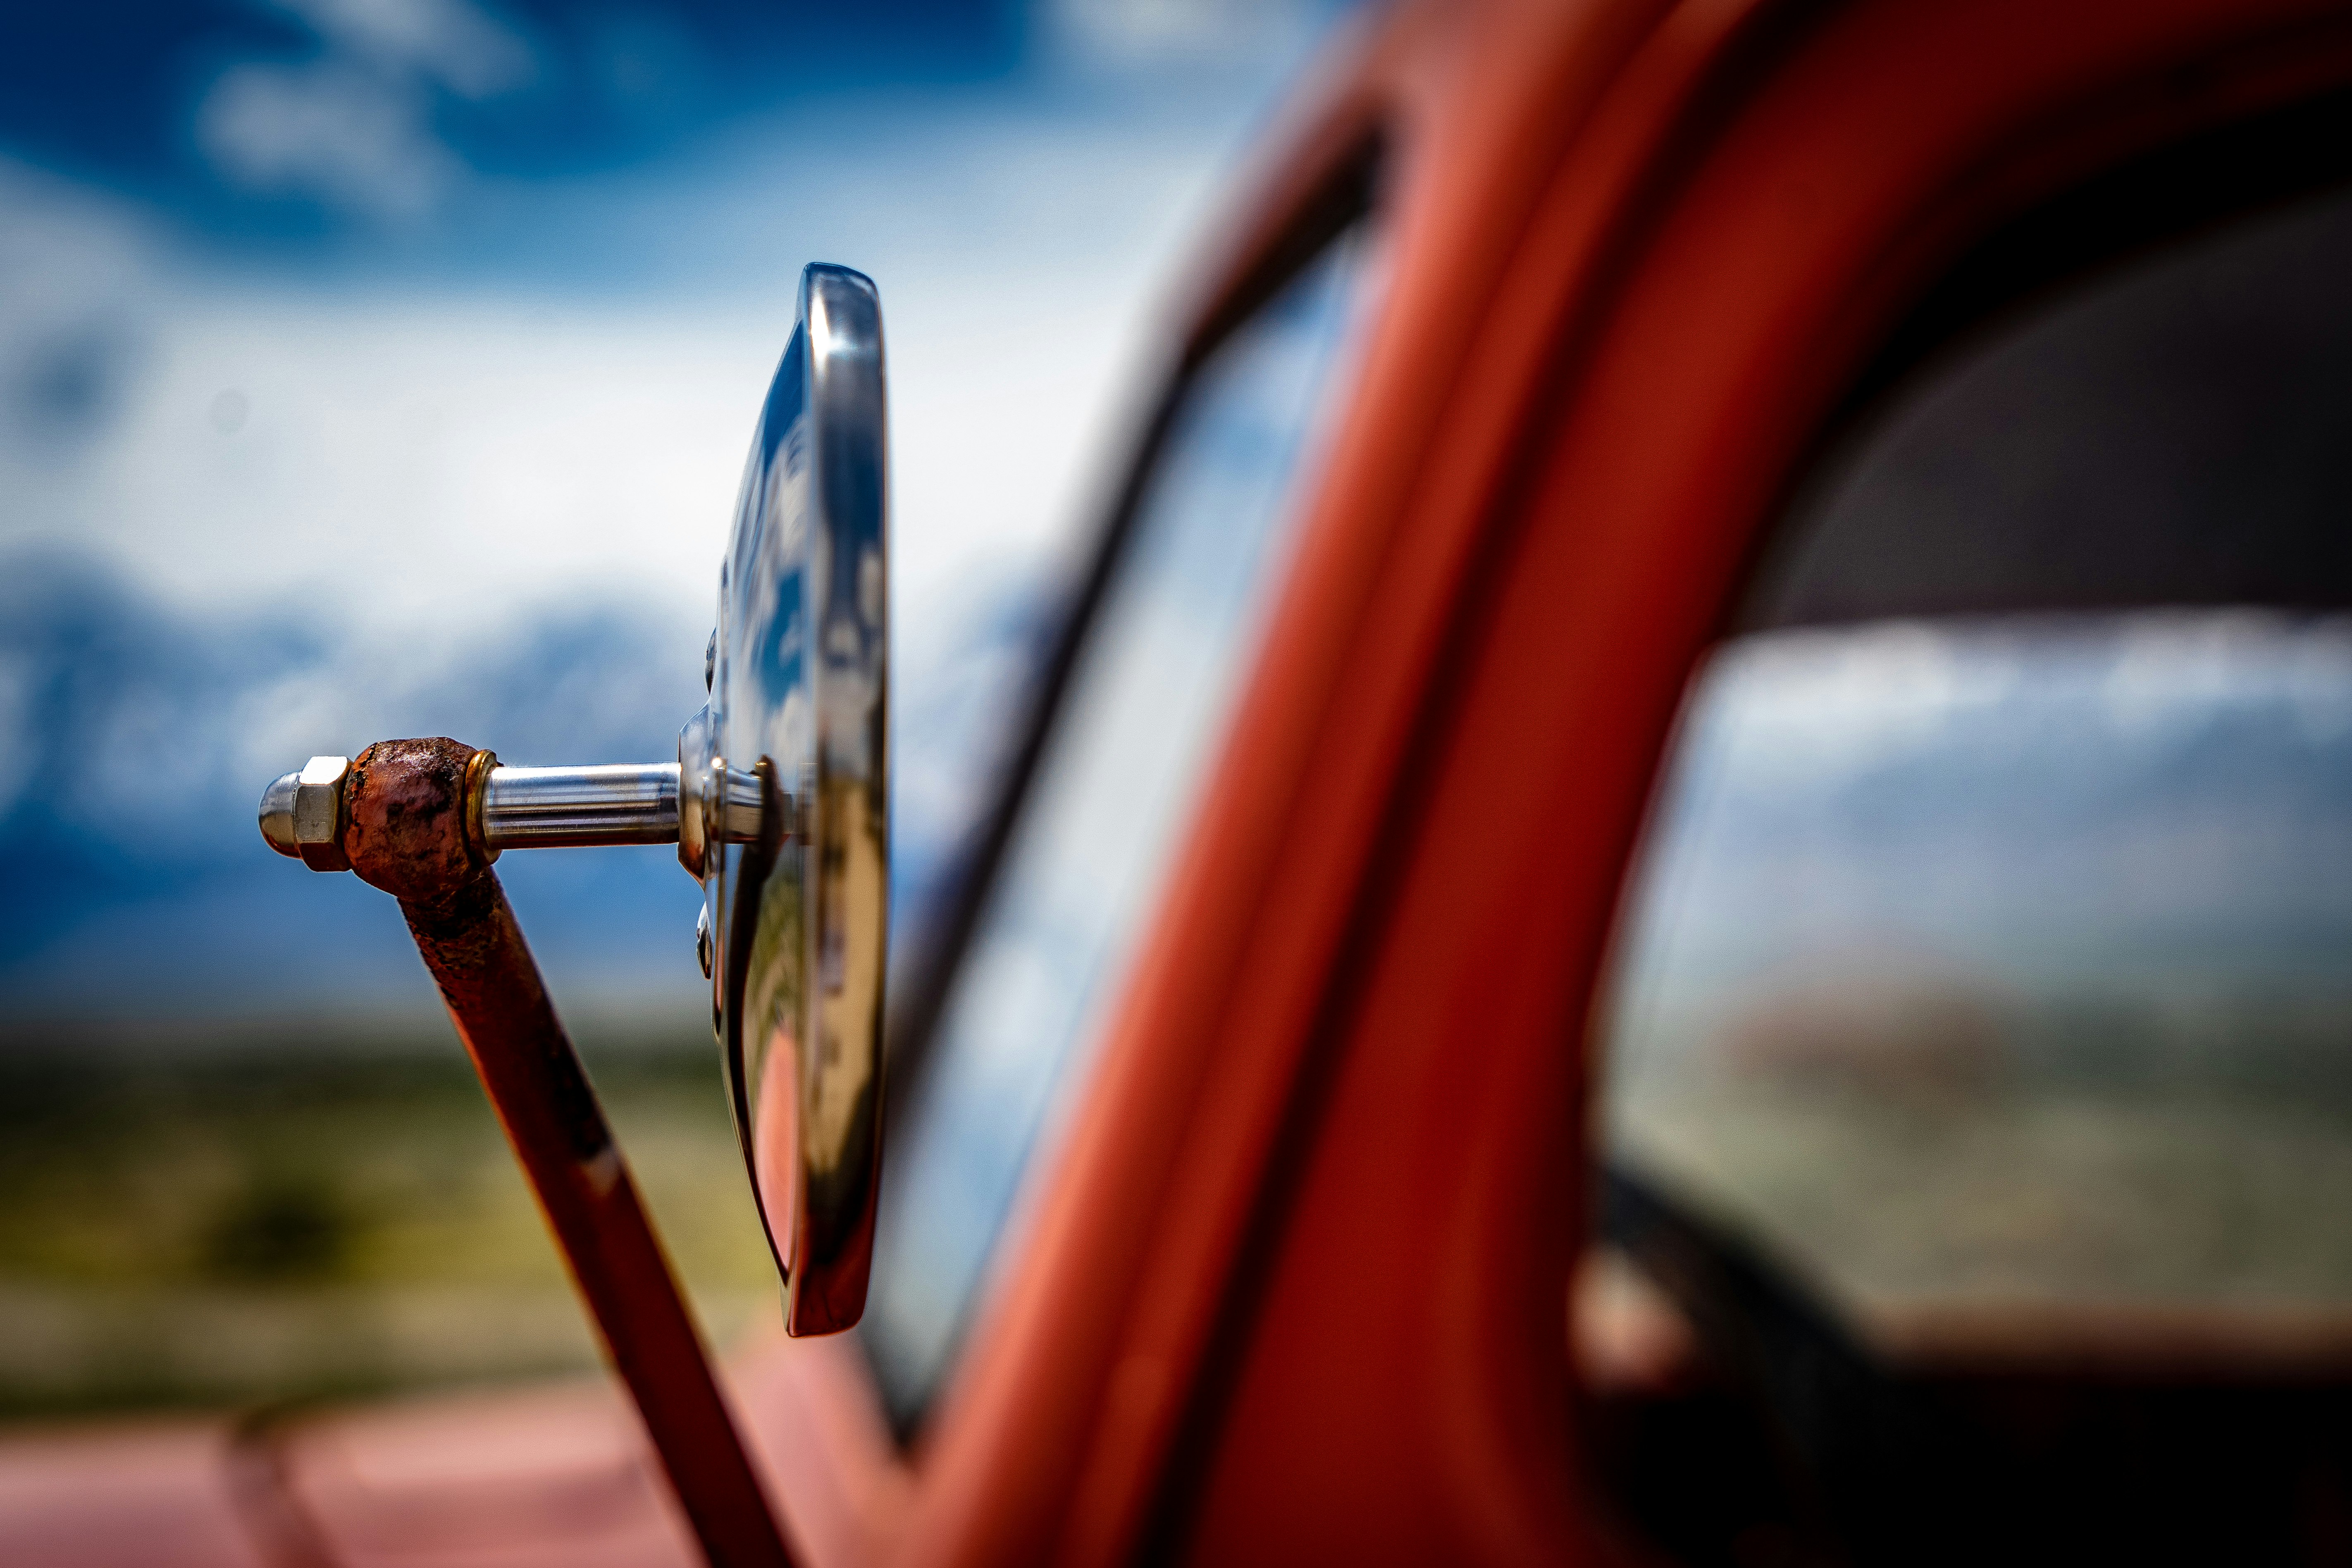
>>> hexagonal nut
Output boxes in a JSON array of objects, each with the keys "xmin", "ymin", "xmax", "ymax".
[{"xmin": 258, "ymin": 757, "xmax": 353, "ymax": 870}]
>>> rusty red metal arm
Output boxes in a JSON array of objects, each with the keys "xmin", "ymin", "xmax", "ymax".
[{"xmin": 339, "ymin": 737, "xmax": 796, "ymax": 1568}]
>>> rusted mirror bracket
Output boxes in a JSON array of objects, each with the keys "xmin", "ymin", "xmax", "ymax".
[{"xmin": 265, "ymin": 736, "xmax": 796, "ymax": 1568}]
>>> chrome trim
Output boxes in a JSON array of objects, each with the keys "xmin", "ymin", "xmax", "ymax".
[
  {"xmin": 707, "ymin": 263, "xmax": 890, "ymax": 1337},
  {"xmin": 258, "ymin": 770, "xmax": 301, "ymax": 857},
  {"xmin": 481, "ymin": 764, "xmax": 682, "ymax": 849},
  {"xmin": 677, "ymin": 704, "xmax": 715, "ymax": 878}
]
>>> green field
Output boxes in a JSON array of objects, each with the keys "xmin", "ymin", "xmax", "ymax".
[
  {"xmin": 0, "ymin": 1024, "xmax": 777, "ymax": 1422},
  {"xmin": 1611, "ymin": 1074, "xmax": 2352, "ymax": 1320}
]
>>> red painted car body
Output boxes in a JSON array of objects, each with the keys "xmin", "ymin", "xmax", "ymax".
[{"xmin": 12, "ymin": 0, "xmax": 2352, "ymax": 1561}]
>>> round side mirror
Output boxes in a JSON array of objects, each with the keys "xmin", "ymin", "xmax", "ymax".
[{"xmin": 689, "ymin": 264, "xmax": 890, "ymax": 1336}]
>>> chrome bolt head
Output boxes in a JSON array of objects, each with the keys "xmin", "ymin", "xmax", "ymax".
[{"xmin": 259, "ymin": 754, "xmax": 353, "ymax": 871}]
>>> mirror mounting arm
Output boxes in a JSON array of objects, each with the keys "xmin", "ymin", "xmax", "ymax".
[
  {"xmin": 265, "ymin": 757, "xmax": 775, "ymax": 862},
  {"xmin": 258, "ymin": 736, "xmax": 797, "ymax": 1568}
]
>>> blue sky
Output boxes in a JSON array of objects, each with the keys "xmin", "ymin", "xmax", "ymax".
[
  {"xmin": 0, "ymin": 0, "xmax": 1358, "ymax": 1036},
  {"xmin": 3, "ymin": 2, "xmax": 1026, "ymax": 236}
]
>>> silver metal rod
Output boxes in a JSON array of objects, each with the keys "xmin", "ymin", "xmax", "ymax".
[{"xmin": 484, "ymin": 764, "xmax": 680, "ymax": 849}]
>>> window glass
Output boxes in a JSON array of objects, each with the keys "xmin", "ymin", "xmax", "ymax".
[{"xmin": 864, "ymin": 223, "xmax": 1384, "ymax": 1422}]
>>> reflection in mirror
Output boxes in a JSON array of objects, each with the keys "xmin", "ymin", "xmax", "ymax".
[{"xmin": 864, "ymin": 219, "xmax": 1386, "ymax": 1426}]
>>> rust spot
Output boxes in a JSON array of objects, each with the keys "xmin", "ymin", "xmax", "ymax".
[{"xmin": 344, "ymin": 736, "xmax": 486, "ymax": 905}]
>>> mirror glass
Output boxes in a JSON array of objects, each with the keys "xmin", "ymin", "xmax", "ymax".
[{"xmin": 696, "ymin": 263, "xmax": 889, "ymax": 1337}]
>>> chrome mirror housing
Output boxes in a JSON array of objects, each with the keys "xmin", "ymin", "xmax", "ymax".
[{"xmin": 697, "ymin": 264, "xmax": 890, "ymax": 1335}]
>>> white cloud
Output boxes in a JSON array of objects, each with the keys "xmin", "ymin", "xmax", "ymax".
[
  {"xmin": 195, "ymin": 0, "xmax": 534, "ymax": 224},
  {"xmin": 1685, "ymin": 613, "xmax": 2352, "ymax": 807},
  {"xmin": 1700, "ymin": 621, "xmax": 2022, "ymax": 788},
  {"xmin": 0, "ymin": 76, "xmax": 1246, "ymax": 788},
  {"xmin": 0, "ymin": 161, "xmax": 157, "ymax": 460},
  {"xmin": 198, "ymin": 62, "xmax": 458, "ymax": 224},
  {"xmin": 64, "ymin": 293, "xmax": 750, "ymax": 640},
  {"xmin": 277, "ymin": 0, "xmax": 534, "ymax": 98},
  {"xmin": 1039, "ymin": 0, "xmax": 1338, "ymax": 72}
]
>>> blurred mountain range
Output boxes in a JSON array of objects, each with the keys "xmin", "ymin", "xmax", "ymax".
[{"xmin": 0, "ymin": 544, "xmax": 1047, "ymax": 1041}]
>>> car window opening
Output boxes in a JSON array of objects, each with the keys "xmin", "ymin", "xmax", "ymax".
[
  {"xmin": 1580, "ymin": 149, "xmax": 2352, "ymax": 1568},
  {"xmin": 862, "ymin": 208, "xmax": 1391, "ymax": 1436}
]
